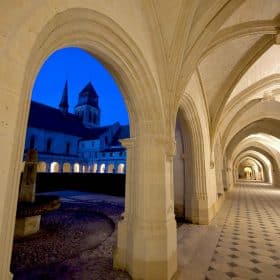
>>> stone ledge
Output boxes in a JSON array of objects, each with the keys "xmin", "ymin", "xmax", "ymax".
[{"xmin": 15, "ymin": 215, "xmax": 41, "ymax": 237}]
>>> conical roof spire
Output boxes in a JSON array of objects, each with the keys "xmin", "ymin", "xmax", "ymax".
[
  {"xmin": 59, "ymin": 81, "xmax": 69, "ymax": 114},
  {"xmin": 75, "ymin": 82, "xmax": 99, "ymax": 108},
  {"xmin": 79, "ymin": 82, "xmax": 98, "ymax": 98}
]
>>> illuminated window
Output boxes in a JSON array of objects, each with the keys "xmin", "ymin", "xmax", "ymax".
[
  {"xmin": 100, "ymin": 163, "xmax": 106, "ymax": 173},
  {"xmin": 117, "ymin": 163, "xmax": 125, "ymax": 174},
  {"xmin": 74, "ymin": 163, "xmax": 80, "ymax": 173},
  {"xmin": 50, "ymin": 162, "xmax": 59, "ymax": 173}
]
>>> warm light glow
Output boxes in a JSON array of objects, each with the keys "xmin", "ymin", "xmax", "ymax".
[
  {"xmin": 93, "ymin": 163, "xmax": 98, "ymax": 173},
  {"xmin": 244, "ymin": 167, "xmax": 252, "ymax": 173},
  {"xmin": 63, "ymin": 162, "xmax": 71, "ymax": 173},
  {"xmin": 117, "ymin": 163, "xmax": 125, "ymax": 174},
  {"xmin": 74, "ymin": 163, "xmax": 80, "ymax": 173},
  {"xmin": 108, "ymin": 164, "xmax": 114, "ymax": 173},
  {"xmin": 100, "ymin": 163, "xmax": 106, "ymax": 173},
  {"xmin": 82, "ymin": 165, "xmax": 86, "ymax": 173},
  {"xmin": 37, "ymin": 161, "xmax": 47, "ymax": 172},
  {"xmin": 50, "ymin": 162, "xmax": 59, "ymax": 173}
]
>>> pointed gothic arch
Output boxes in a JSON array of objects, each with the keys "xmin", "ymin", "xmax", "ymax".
[{"xmin": 174, "ymin": 93, "xmax": 212, "ymax": 224}]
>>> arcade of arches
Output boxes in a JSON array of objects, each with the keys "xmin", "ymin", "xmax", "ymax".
[
  {"xmin": 35, "ymin": 161, "xmax": 126, "ymax": 174},
  {"xmin": 0, "ymin": 1, "xmax": 280, "ymax": 279}
]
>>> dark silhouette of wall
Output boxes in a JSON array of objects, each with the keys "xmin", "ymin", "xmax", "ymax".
[{"xmin": 35, "ymin": 173, "xmax": 125, "ymax": 197}]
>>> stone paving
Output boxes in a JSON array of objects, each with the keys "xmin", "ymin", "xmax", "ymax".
[
  {"xmin": 11, "ymin": 185, "xmax": 280, "ymax": 279},
  {"xmin": 206, "ymin": 183, "xmax": 280, "ymax": 280},
  {"xmin": 12, "ymin": 191, "xmax": 131, "ymax": 280}
]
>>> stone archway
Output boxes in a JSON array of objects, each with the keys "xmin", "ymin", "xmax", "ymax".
[
  {"xmin": 73, "ymin": 163, "xmax": 80, "ymax": 173},
  {"xmin": 63, "ymin": 162, "xmax": 71, "ymax": 173},
  {"xmin": 173, "ymin": 114, "xmax": 186, "ymax": 218},
  {"xmin": 50, "ymin": 161, "xmax": 60, "ymax": 173},
  {"xmin": 99, "ymin": 163, "xmax": 106, "ymax": 173},
  {"xmin": 50, "ymin": 162, "xmax": 60, "ymax": 173},
  {"xmin": 117, "ymin": 163, "xmax": 125, "ymax": 174},
  {"xmin": 107, "ymin": 164, "xmax": 114, "ymax": 173},
  {"xmin": 37, "ymin": 161, "xmax": 47, "ymax": 172},
  {"xmin": 174, "ymin": 93, "xmax": 214, "ymax": 225},
  {"xmin": 93, "ymin": 163, "xmax": 98, "ymax": 173},
  {"xmin": 1, "ymin": 7, "xmax": 173, "ymax": 280},
  {"xmin": 237, "ymin": 157, "xmax": 264, "ymax": 181},
  {"xmin": 233, "ymin": 151, "xmax": 273, "ymax": 185}
]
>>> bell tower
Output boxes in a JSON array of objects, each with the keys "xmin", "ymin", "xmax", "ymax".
[{"xmin": 74, "ymin": 82, "xmax": 100, "ymax": 128}]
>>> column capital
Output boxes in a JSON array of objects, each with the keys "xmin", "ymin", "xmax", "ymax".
[{"xmin": 119, "ymin": 138, "xmax": 136, "ymax": 149}]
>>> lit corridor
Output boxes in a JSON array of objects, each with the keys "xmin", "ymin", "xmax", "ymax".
[{"xmin": 177, "ymin": 184, "xmax": 280, "ymax": 280}]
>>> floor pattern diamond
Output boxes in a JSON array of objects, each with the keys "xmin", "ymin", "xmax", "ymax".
[{"xmin": 206, "ymin": 184, "xmax": 280, "ymax": 280}]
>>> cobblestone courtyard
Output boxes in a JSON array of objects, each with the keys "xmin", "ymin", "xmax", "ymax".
[
  {"xmin": 11, "ymin": 191, "xmax": 131, "ymax": 280},
  {"xmin": 11, "ymin": 184, "xmax": 280, "ymax": 279}
]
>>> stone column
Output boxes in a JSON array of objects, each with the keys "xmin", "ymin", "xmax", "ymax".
[
  {"xmin": 183, "ymin": 140, "xmax": 212, "ymax": 224},
  {"xmin": 18, "ymin": 149, "xmax": 38, "ymax": 202},
  {"xmin": 114, "ymin": 134, "xmax": 177, "ymax": 280},
  {"xmin": 46, "ymin": 162, "xmax": 51, "ymax": 173},
  {"xmin": 188, "ymin": 193, "xmax": 210, "ymax": 224}
]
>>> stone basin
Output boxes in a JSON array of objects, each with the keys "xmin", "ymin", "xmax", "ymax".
[{"xmin": 15, "ymin": 195, "xmax": 61, "ymax": 237}]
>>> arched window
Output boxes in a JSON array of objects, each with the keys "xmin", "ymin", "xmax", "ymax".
[
  {"xmin": 50, "ymin": 162, "xmax": 59, "ymax": 173},
  {"xmin": 63, "ymin": 162, "xmax": 71, "ymax": 173},
  {"xmin": 46, "ymin": 138, "xmax": 52, "ymax": 153},
  {"xmin": 93, "ymin": 163, "xmax": 98, "ymax": 173},
  {"xmin": 100, "ymin": 163, "xmax": 106, "ymax": 173},
  {"xmin": 117, "ymin": 163, "xmax": 125, "ymax": 174},
  {"xmin": 37, "ymin": 161, "xmax": 47, "ymax": 172},
  {"xmin": 74, "ymin": 163, "xmax": 80, "ymax": 173},
  {"xmin": 82, "ymin": 165, "xmax": 86, "ymax": 173},
  {"xmin": 108, "ymin": 164, "xmax": 114, "ymax": 173},
  {"xmin": 29, "ymin": 135, "xmax": 35, "ymax": 149}
]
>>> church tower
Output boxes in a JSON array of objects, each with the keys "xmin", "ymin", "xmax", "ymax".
[
  {"xmin": 59, "ymin": 81, "xmax": 69, "ymax": 114},
  {"xmin": 74, "ymin": 82, "xmax": 100, "ymax": 128}
]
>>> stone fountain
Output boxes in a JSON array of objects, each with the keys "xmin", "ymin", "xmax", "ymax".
[{"xmin": 15, "ymin": 149, "xmax": 60, "ymax": 237}]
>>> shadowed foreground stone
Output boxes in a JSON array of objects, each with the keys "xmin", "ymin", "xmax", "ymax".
[
  {"xmin": 11, "ymin": 201, "xmax": 131, "ymax": 280},
  {"xmin": 15, "ymin": 195, "xmax": 61, "ymax": 237},
  {"xmin": 16, "ymin": 195, "xmax": 61, "ymax": 218}
]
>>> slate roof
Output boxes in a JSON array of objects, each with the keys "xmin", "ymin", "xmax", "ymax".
[
  {"xmin": 110, "ymin": 125, "xmax": 130, "ymax": 146},
  {"xmin": 75, "ymin": 82, "xmax": 99, "ymax": 108},
  {"xmin": 28, "ymin": 101, "xmax": 107, "ymax": 139},
  {"xmin": 101, "ymin": 147, "xmax": 126, "ymax": 152}
]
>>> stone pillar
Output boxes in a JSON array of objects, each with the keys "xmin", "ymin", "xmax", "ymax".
[
  {"xmin": 18, "ymin": 149, "xmax": 38, "ymax": 202},
  {"xmin": 187, "ymin": 194, "xmax": 210, "ymax": 225},
  {"xmin": 184, "ymin": 157, "xmax": 213, "ymax": 224},
  {"xmin": 46, "ymin": 162, "xmax": 51, "ymax": 173},
  {"xmin": 114, "ymin": 134, "xmax": 177, "ymax": 280}
]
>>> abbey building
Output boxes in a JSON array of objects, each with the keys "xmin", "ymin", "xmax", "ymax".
[
  {"xmin": 24, "ymin": 81, "xmax": 128, "ymax": 174},
  {"xmin": 0, "ymin": 1, "xmax": 280, "ymax": 279}
]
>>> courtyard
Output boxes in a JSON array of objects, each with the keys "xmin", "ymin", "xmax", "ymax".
[{"xmin": 11, "ymin": 183, "xmax": 280, "ymax": 279}]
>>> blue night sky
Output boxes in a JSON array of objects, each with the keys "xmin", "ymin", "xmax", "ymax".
[{"xmin": 32, "ymin": 47, "xmax": 129, "ymax": 126}]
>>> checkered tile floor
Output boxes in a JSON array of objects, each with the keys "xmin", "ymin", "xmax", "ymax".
[{"xmin": 206, "ymin": 184, "xmax": 280, "ymax": 280}]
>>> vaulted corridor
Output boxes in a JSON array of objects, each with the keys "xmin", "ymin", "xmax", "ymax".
[
  {"xmin": 1, "ymin": 1, "xmax": 280, "ymax": 278},
  {"xmin": 177, "ymin": 184, "xmax": 280, "ymax": 279}
]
